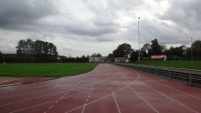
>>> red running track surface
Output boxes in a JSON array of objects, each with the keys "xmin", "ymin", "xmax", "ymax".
[{"xmin": 0, "ymin": 64, "xmax": 201, "ymax": 113}]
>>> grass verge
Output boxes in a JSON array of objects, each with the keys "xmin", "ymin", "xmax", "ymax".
[
  {"xmin": 134, "ymin": 61, "xmax": 201, "ymax": 70},
  {"xmin": 0, "ymin": 63, "xmax": 98, "ymax": 77}
]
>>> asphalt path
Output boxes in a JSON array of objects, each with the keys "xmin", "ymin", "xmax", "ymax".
[{"xmin": 0, "ymin": 63, "xmax": 201, "ymax": 113}]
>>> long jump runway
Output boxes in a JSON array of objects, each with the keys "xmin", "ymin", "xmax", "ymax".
[{"xmin": 0, "ymin": 64, "xmax": 201, "ymax": 113}]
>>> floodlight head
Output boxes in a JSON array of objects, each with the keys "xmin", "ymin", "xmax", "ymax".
[{"xmin": 138, "ymin": 17, "xmax": 140, "ymax": 19}]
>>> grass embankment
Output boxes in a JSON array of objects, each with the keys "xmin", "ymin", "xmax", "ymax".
[
  {"xmin": 0, "ymin": 63, "xmax": 98, "ymax": 77},
  {"xmin": 134, "ymin": 61, "xmax": 201, "ymax": 70}
]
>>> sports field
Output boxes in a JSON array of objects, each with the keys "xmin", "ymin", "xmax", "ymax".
[
  {"xmin": 134, "ymin": 61, "xmax": 201, "ymax": 70},
  {"xmin": 0, "ymin": 63, "xmax": 98, "ymax": 77}
]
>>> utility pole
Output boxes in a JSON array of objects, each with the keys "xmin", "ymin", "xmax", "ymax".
[
  {"xmin": 191, "ymin": 37, "xmax": 193, "ymax": 61},
  {"xmin": 138, "ymin": 17, "xmax": 141, "ymax": 61}
]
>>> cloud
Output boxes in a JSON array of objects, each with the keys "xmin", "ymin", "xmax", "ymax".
[
  {"xmin": 0, "ymin": 0, "xmax": 58, "ymax": 31},
  {"xmin": 0, "ymin": 0, "xmax": 200, "ymax": 57},
  {"xmin": 160, "ymin": 0, "xmax": 201, "ymax": 30}
]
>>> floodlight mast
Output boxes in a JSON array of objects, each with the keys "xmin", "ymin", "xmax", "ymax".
[
  {"xmin": 191, "ymin": 37, "xmax": 193, "ymax": 61},
  {"xmin": 138, "ymin": 17, "xmax": 141, "ymax": 61}
]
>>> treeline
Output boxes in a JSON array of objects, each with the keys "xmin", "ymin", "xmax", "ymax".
[
  {"xmin": 0, "ymin": 39, "xmax": 58, "ymax": 63},
  {"xmin": 57, "ymin": 56, "xmax": 89, "ymax": 63},
  {"xmin": 107, "ymin": 39, "xmax": 201, "ymax": 62},
  {"xmin": 140, "ymin": 39, "xmax": 201, "ymax": 60},
  {"xmin": 15, "ymin": 39, "xmax": 58, "ymax": 62},
  {"xmin": 0, "ymin": 54, "xmax": 91, "ymax": 63},
  {"xmin": 0, "ymin": 54, "xmax": 57, "ymax": 63},
  {"xmin": 16, "ymin": 39, "xmax": 58, "ymax": 55}
]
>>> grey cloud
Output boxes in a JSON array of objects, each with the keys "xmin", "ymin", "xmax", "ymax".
[
  {"xmin": 160, "ymin": 0, "xmax": 201, "ymax": 30},
  {"xmin": 0, "ymin": 0, "xmax": 58, "ymax": 30},
  {"xmin": 65, "ymin": 22, "xmax": 119, "ymax": 36}
]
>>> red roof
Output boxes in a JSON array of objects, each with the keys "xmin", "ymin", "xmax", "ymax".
[{"xmin": 151, "ymin": 55, "xmax": 166, "ymax": 59}]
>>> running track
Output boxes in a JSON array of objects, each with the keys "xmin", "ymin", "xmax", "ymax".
[{"xmin": 0, "ymin": 64, "xmax": 201, "ymax": 113}]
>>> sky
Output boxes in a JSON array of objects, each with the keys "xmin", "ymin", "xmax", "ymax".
[{"xmin": 0, "ymin": 0, "xmax": 200, "ymax": 57}]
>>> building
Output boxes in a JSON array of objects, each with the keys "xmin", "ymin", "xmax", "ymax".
[{"xmin": 89, "ymin": 57, "xmax": 102, "ymax": 62}]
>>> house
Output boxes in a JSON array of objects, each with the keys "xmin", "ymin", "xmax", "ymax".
[
  {"xmin": 89, "ymin": 57, "xmax": 102, "ymax": 62},
  {"xmin": 114, "ymin": 57, "xmax": 125, "ymax": 63}
]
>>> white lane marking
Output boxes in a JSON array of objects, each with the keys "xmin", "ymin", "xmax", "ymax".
[
  {"xmin": 9, "ymin": 100, "xmax": 57, "ymax": 113},
  {"xmin": 9, "ymin": 83, "xmax": 108, "ymax": 113},
  {"xmin": 127, "ymin": 86, "xmax": 159, "ymax": 113},
  {"xmin": 65, "ymin": 65, "xmax": 139, "ymax": 113},
  {"xmin": 107, "ymin": 75, "xmax": 121, "ymax": 113},
  {"xmin": 9, "ymin": 64, "xmax": 139, "ymax": 113},
  {"xmin": 81, "ymin": 72, "xmax": 98, "ymax": 113},
  {"xmin": 48, "ymin": 105, "xmax": 54, "ymax": 110},
  {"xmin": 121, "ymin": 71, "xmax": 159, "ymax": 113},
  {"xmin": 0, "ymin": 80, "xmax": 77, "ymax": 102},
  {"xmin": 44, "ymin": 73, "xmax": 93, "ymax": 113},
  {"xmin": 140, "ymin": 75, "xmax": 201, "ymax": 100},
  {"xmin": 143, "ymin": 81, "xmax": 198, "ymax": 113},
  {"xmin": 0, "ymin": 78, "xmax": 77, "ymax": 99},
  {"xmin": 112, "ymin": 93, "xmax": 121, "ymax": 113},
  {"xmin": 81, "ymin": 104, "xmax": 87, "ymax": 113}
]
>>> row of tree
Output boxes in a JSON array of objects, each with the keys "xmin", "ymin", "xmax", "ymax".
[
  {"xmin": 108, "ymin": 39, "xmax": 201, "ymax": 61},
  {"xmin": 0, "ymin": 39, "xmax": 58, "ymax": 63},
  {"xmin": 16, "ymin": 39, "xmax": 58, "ymax": 55}
]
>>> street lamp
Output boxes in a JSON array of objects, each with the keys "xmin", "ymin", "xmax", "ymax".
[
  {"xmin": 191, "ymin": 37, "xmax": 193, "ymax": 61},
  {"xmin": 138, "ymin": 17, "xmax": 141, "ymax": 61}
]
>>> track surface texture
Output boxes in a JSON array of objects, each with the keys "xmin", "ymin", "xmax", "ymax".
[{"xmin": 0, "ymin": 63, "xmax": 201, "ymax": 113}]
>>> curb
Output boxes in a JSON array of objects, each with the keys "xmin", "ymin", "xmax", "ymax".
[
  {"xmin": 0, "ymin": 77, "xmax": 59, "ymax": 88},
  {"xmin": 0, "ymin": 82, "xmax": 22, "ymax": 87}
]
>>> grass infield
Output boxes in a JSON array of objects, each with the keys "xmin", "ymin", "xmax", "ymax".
[
  {"xmin": 134, "ymin": 61, "xmax": 201, "ymax": 70},
  {"xmin": 0, "ymin": 63, "xmax": 98, "ymax": 77}
]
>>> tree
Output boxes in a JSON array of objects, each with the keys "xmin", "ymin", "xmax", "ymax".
[
  {"xmin": 130, "ymin": 50, "xmax": 138, "ymax": 62},
  {"xmin": 113, "ymin": 43, "xmax": 133, "ymax": 57},
  {"xmin": 0, "ymin": 51, "xmax": 2, "ymax": 62},
  {"xmin": 150, "ymin": 38, "xmax": 162, "ymax": 55},
  {"xmin": 107, "ymin": 53, "xmax": 114, "ymax": 62},
  {"xmin": 16, "ymin": 39, "xmax": 26, "ymax": 55},
  {"xmin": 192, "ymin": 40, "xmax": 201, "ymax": 57},
  {"xmin": 141, "ymin": 43, "xmax": 151, "ymax": 57},
  {"xmin": 16, "ymin": 39, "xmax": 58, "ymax": 55},
  {"xmin": 16, "ymin": 39, "xmax": 58, "ymax": 62},
  {"xmin": 91, "ymin": 53, "xmax": 102, "ymax": 57}
]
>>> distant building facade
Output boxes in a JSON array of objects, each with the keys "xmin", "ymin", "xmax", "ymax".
[{"xmin": 89, "ymin": 57, "xmax": 102, "ymax": 62}]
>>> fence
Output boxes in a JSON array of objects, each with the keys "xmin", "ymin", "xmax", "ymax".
[{"xmin": 116, "ymin": 63, "xmax": 201, "ymax": 86}]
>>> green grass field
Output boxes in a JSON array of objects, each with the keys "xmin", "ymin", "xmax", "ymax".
[
  {"xmin": 134, "ymin": 61, "xmax": 201, "ymax": 70},
  {"xmin": 0, "ymin": 63, "xmax": 98, "ymax": 77}
]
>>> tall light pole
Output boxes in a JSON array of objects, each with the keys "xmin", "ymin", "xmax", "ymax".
[
  {"xmin": 191, "ymin": 37, "xmax": 193, "ymax": 61},
  {"xmin": 138, "ymin": 17, "xmax": 141, "ymax": 61}
]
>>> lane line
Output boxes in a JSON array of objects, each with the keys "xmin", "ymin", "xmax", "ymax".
[
  {"xmin": 127, "ymin": 86, "xmax": 159, "ymax": 113},
  {"xmin": 65, "ymin": 64, "xmax": 139, "ymax": 113},
  {"xmin": 107, "ymin": 73, "xmax": 121, "ymax": 113},
  {"xmin": 81, "ymin": 71, "xmax": 98, "ymax": 113},
  {"xmin": 140, "ymin": 75, "xmax": 201, "ymax": 100},
  {"xmin": 44, "ymin": 72, "xmax": 93, "ymax": 113},
  {"xmin": 141, "ymin": 79, "xmax": 198, "ymax": 113},
  {"xmin": 8, "ymin": 84, "xmax": 109, "ymax": 113},
  {"xmin": 0, "ymin": 77, "xmax": 77, "ymax": 99},
  {"xmin": 0, "ymin": 83, "xmax": 107, "ymax": 107},
  {"xmin": 6, "ymin": 64, "xmax": 139, "ymax": 113},
  {"xmin": 119, "ymin": 71, "xmax": 159, "ymax": 113}
]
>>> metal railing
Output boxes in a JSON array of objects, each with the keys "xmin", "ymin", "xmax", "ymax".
[{"xmin": 116, "ymin": 63, "xmax": 201, "ymax": 86}]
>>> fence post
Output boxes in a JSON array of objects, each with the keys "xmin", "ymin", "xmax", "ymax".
[
  {"xmin": 189, "ymin": 70, "xmax": 192, "ymax": 85},
  {"xmin": 169, "ymin": 68, "xmax": 171, "ymax": 80},
  {"xmin": 156, "ymin": 66, "xmax": 157, "ymax": 75}
]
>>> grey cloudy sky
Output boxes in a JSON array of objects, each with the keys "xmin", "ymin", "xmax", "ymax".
[{"xmin": 0, "ymin": 0, "xmax": 200, "ymax": 57}]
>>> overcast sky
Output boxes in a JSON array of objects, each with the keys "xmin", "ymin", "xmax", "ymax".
[{"xmin": 0, "ymin": 0, "xmax": 200, "ymax": 57}]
